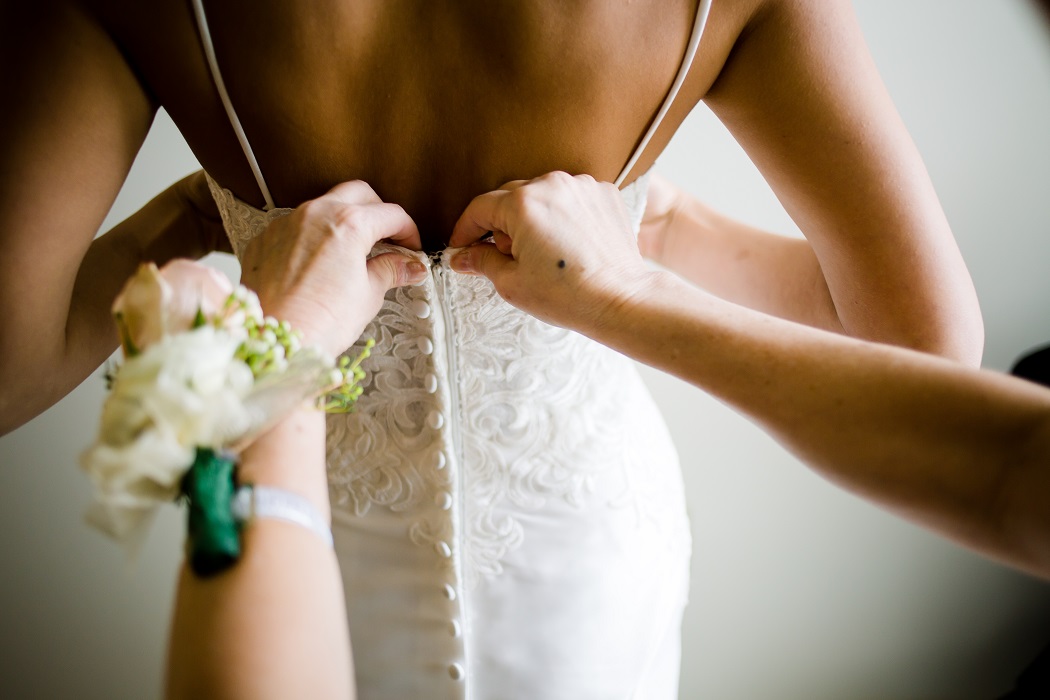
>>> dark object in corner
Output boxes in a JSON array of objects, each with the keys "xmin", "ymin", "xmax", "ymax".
[
  {"xmin": 1010, "ymin": 343, "xmax": 1050, "ymax": 389},
  {"xmin": 999, "ymin": 641, "xmax": 1050, "ymax": 699},
  {"xmin": 998, "ymin": 340, "xmax": 1050, "ymax": 699}
]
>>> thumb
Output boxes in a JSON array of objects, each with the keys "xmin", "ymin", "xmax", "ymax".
[
  {"xmin": 450, "ymin": 243, "xmax": 514, "ymax": 282},
  {"xmin": 366, "ymin": 252, "xmax": 427, "ymax": 295}
]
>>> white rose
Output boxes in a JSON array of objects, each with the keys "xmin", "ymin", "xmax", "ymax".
[
  {"xmin": 112, "ymin": 260, "xmax": 234, "ymax": 356},
  {"xmin": 82, "ymin": 326, "xmax": 255, "ymax": 551},
  {"xmin": 81, "ymin": 424, "xmax": 193, "ymax": 554},
  {"xmin": 136, "ymin": 326, "xmax": 254, "ymax": 446}
]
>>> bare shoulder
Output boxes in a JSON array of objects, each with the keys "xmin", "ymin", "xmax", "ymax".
[{"xmin": 0, "ymin": 0, "xmax": 155, "ymax": 258}]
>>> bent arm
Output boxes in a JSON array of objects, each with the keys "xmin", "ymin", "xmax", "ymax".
[
  {"xmin": 0, "ymin": 3, "xmax": 225, "ymax": 435},
  {"xmin": 451, "ymin": 174, "xmax": 1048, "ymax": 581},
  {"xmin": 591, "ymin": 272, "xmax": 1050, "ymax": 579},
  {"xmin": 686, "ymin": 0, "xmax": 983, "ymax": 362}
]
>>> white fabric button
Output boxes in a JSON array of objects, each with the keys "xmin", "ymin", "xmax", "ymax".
[
  {"xmin": 443, "ymin": 583, "xmax": 457, "ymax": 601},
  {"xmin": 427, "ymin": 411, "xmax": 444, "ymax": 429},
  {"xmin": 410, "ymin": 300, "xmax": 431, "ymax": 319},
  {"xmin": 448, "ymin": 663, "xmax": 465, "ymax": 681},
  {"xmin": 436, "ymin": 541, "xmax": 452, "ymax": 558},
  {"xmin": 418, "ymin": 337, "xmax": 434, "ymax": 355},
  {"xmin": 433, "ymin": 452, "xmax": 446, "ymax": 470},
  {"xmin": 436, "ymin": 491, "xmax": 453, "ymax": 510},
  {"xmin": 450, "ymin": 619, "xmax": 462, "ymax": 638},
  {"xmin": 424, "ymin": 373, "xmax": 438, "ymax": 393}
]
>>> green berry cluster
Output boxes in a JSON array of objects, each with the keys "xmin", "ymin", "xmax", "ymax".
[
  {"xmin": 236, "ymin": 314, "xmax": 300, "ymax": 378},
  {"xmin": 217, "ymin": 291, "xmax": 372, "ymax": 413},
  {"xmin": 321, "ymin": 339, "xmax": 374, "ymax": 413}
]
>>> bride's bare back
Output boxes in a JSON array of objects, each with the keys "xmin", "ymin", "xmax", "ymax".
[
  {"xmin": 0, "ymin": 0, "xmax": 984, "ymax": 432},
  {"xmin": 89, "ymin": 0, "xmax": 740, "ymax": 247}
]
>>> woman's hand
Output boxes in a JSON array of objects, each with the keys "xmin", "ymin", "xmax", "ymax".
[
  {"xmin": 240, "ymin": 180, "xmax": 426, "ymax": 357},
  {"xmin": 448, "ymin": 171, "xmax": 654, "ymax": 332}
]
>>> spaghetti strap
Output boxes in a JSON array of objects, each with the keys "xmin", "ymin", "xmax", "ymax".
[
  {"xmin": 191, "ymin": 0, "xmax": 710, "ymax": 204},
  {"xmin": 190, "ymin": 0, "xmax": 277, "ymax": 211},
  {"xmin": 614, "ymin": 0, "xmax": 714, "ymax": 187}
]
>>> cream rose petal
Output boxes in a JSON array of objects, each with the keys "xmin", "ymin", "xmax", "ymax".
[
  {"xmin": 112, "ymin": 261, "xmax": 236, "ymax": 356},
  {"xmin": 112, "ymin": 263, "xmax": 172, "ymax": 355},
  {"xmin": 80, "ymin": 424, "xmax": 194, "ymax": 556},
  {"xmin": 157, "ymin": 259, "xmax": 234, "ymax": 333}
]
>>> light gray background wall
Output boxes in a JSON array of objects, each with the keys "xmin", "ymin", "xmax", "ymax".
[{"xmin": 2, "ymin": 1, "xmax": 1050, "ymax": 697}]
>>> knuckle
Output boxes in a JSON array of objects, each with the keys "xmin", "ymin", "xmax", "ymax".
[
  {"xmin": 299, "ymin": 198, "xmax": 330, "ymax": 221},
  {"xmin": 506, "ymin": 186, "xmax": 530, "ymax": 210},
  {"xmin": 324, "ymin": 179, "xmax": 382, "ymax": 206},
  {"xmin": 333, "ymin": 205, "xmax": 369, "ymax": 234},
  {"xmin": 346, "ymin": 179, "xmax": 378, "ymax": 200},
  {"xmin": 382, "ymin": 201, "xmax": 409, "ymax": 221}
]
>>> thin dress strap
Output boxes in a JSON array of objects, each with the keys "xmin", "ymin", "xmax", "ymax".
[
  {"xmin": 614, "ymin": 0, "xmax": 714, "ymax": 187},
  {"xmin": 190, "ymin": 0, "xmax": 710, "ymax": 204},
  {"xmin": 190, "ymin": 0, "xmax": 277, "ymax": 211}
]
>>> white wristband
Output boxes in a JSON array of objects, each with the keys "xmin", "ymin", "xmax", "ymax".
[{"xmin": 230, "ymin": 484, "xmax": 334, "ymax": 548}]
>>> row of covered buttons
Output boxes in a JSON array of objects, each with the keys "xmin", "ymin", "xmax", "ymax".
[
  {"xmin": 433, "ymin": 448, "xmax": 460, "ymax": 682},
  {"xmin": 416, "ymin": 335, "xmax": 441, "ymax": 405},
  {"xmin": 413, "ymin": 293, "xmax": 465, "ymax": 682},
  {"xmin": 444, "ymin": 583, "xmax": 464, "ymax": 680},
  {"xmin": 437, "ymin": 482, "xmax": 463, "ymax": 684}
]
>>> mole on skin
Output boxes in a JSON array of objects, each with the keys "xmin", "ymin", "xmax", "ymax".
[{"xmin": 557, "ymin": 260, "xmax": 566, "ymax": 269}]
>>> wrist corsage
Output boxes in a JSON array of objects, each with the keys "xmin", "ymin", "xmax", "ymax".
[{"xmin": 80, "ymin": 260, "xmax": 369, "ymax": 575}]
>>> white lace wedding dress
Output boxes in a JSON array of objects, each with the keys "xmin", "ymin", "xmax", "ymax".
[{"xmin": 193, "ymin": 1, "xmax": 712, "ymax": 697}]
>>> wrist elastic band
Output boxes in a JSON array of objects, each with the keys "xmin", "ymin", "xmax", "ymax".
[
  {"xmin": 230, "ymin": 484, "xmax": 334, "ymax": 548},
  {"xmin": 181, "ymin": 449, "xmax": 332, "ymax": 578}
]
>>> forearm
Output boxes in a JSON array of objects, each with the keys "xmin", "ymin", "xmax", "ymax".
[
  {"xmin": 453, "ymin": 173, "xmax": 1031, "ymax": 571},
  {"xmin": 590, "ymin": 272, "xmax": 1050, "ymax": 578},
  {"xmin": 645, "ymin": 183, "xmax": 843, "ymax": 332},
  {"xmin": 166, "ymin": 409, "xmax": 354, "ymax": 700},
  {"xmin": 0, "ymin": 173, "xmax": 224, "ymax": 434}
]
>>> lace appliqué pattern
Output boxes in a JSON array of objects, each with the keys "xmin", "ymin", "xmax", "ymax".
[
  {"xmin": 448, "ymin": 271, "xmax": 630, "ymax": 583},
  {"xmin": 205, "ymin": 174, "xmax": 293, "ymax": 257},
  {"xmin": 207, "ymin": 173, "xmax": 678, "ymax": 587},
  {"xmin": 326, "ymin": 276, "xmax": 453, "ymax": 517}
]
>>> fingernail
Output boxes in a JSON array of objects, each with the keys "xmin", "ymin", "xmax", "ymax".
[
  {"xmin": 406, "ymin": 261, "xmax": 427, "ymax": 285},
  {"xmin": 449, "ymin": 252, "xmax": 473, "ymax": 274}
]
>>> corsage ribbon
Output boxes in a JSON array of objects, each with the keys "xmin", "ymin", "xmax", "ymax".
[{"xmin": 181, "ymin": 448, "xmax": 240, "ymax": 576}]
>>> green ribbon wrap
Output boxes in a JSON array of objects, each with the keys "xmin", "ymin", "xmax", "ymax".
[{"xmin": 180, "ymin": 447, "xmax": 240, "ymax": 577}]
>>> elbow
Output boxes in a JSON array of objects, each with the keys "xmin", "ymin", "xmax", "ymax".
[
  {"xmin": 0, "ymin": 352, "xmax": 68, "ymax": 437},
  {"xmin": 856, "ymin": 312, "xmax": 985, "ymax": 369},
  {"xmin": 931, "ymin": 309, "xmax": 985, "ymax": 368},
  {"xmin": 0, "ymin": 378, "xmax": 39, "ymax": 437},
  {"xmin": 0, "ymin": 363, "xmax": 25, "ymax": 436},
  {"xmin": 888, "ymin": 295, "xmax": 986, "ymax": 368},
  {"xmin": 930, "ymin": 269, "xmax": 986, "ymax": 368}
]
